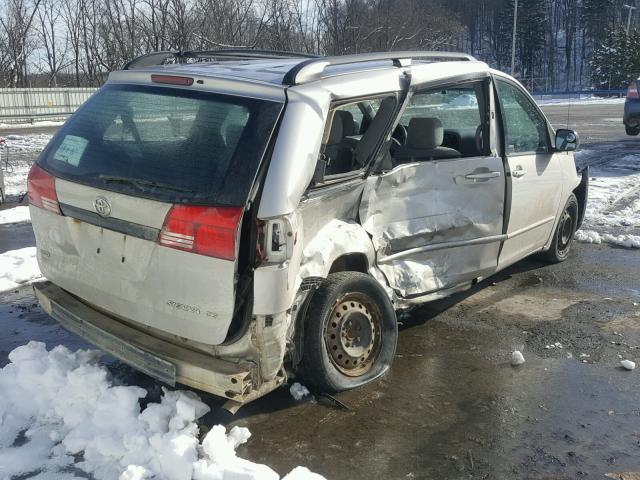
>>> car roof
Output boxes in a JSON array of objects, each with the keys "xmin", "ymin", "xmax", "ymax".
[{"xmin": 113, "ymin": 51, "xmax": 489, "ymax": 88}]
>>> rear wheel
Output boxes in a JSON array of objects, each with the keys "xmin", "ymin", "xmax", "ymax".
[
  {"xmin": 300, "ymin": 272, "xmax": 397, "ymax": 392},
  {"xmin": 540, "ymin": 194, "xmax": 578, "ymax": 264},
  {"xmin": 625, "ymin": 125, "xmax": 640, "ymax": 136}
]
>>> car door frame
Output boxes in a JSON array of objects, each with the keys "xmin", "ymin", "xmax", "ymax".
[{"xmin": 360, "ymin": 72, "xmax": 508, "ymax": 299}]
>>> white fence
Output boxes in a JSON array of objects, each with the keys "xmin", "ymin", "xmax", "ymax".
[{"xmin": 0, "ymin": 88, "xmax": 98, "ymax": 124}]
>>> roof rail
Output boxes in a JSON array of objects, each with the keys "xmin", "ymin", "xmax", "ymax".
[
  {"xmin": 123, "ymin": 49, "xmax": 319, "ymax": 70},
  {"xmin": 281, "ymin": 51, "xmax": 476, "ymax": 86}
]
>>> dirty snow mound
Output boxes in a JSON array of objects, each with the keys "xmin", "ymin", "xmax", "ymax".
[
  {"xmin": 0, "ymin": 342, "xmax": 327, "ymax": 480},
  {"xmin": 0, "ymin": 246, "xmax": 42, "ymax": 292},
  {"xmin": 0, "ymin": 205, "xmax": 30, "ymax": 225}
]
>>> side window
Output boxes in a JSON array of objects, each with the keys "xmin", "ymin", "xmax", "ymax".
[
  {"xmin": 393, "ymin": 80, "xmax": 487, "ymax": 162},
  {"xmin": 495, "ymin": 79, "xmax": 549, "ymax": 155},
  {"xmin": 319, "ymin": 98, "xmax": 390, "ymax": 177}
]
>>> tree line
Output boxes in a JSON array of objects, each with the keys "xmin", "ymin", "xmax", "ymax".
[{"xmin": 0, "ymin": 0, "xmax": 638, "ymax": 90}]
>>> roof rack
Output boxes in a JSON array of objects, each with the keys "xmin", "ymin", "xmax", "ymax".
[
  {"xmin": 281, "ymin": 51, "xmax": 476, "ymax": 86},
  {"xmin": 123, "ymin": 49, "xmax": 319, "ymax": 70}
]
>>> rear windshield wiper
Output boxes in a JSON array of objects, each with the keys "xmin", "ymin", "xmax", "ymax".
[{"xmin": 99, "ymin": 175, "xmax": 194, "ymax": 193}]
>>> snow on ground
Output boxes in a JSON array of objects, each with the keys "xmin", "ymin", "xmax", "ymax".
[
  {"xmin": 1, "ymin": 133, "xmax": 52, "ymax": 197},
  {"xmin": 574, "ymin": 149, "xmax": 640, "ymax": 249},
  {"xmin": 0, "ymin": 205, "xmax": 30, "ymax": 225},
  {"xmin": 0, "ymin": 247, "xmax": 42, "ymax": 293},
  {"xmin": 0, "ymin": 341, "xmax": 327, "ymax": 480},
  {"xmin": 1, "ymin": 134, "xmax": 52, "ymax": 153},
  {"xmin": 535, "ymin": 96, "xmax": 626, "ymax": 106},
  {"xmin": 0, "ymin": 120, "xmax": 65, "ymax": 129}
]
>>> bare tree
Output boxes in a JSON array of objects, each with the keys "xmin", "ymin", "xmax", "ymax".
[
  {"xmin": 0, "ymin": 0, "xmax": 43, "ymax": 86},
  {"xmin": 35, "ymin": 0, "xmax": 69, "ymax": 85}
]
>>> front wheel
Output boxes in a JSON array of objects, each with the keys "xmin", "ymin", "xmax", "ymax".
[
  {"xmin": 299, "ymin": 272, "xmax": 397, "ymax": 393},
  {"xmin": 625, "ymin": 125, "xmax": 640, "ymax": 136},
  {"xmin": 540, "ymin": 194, "xmax": 579, "ymax": 264}
]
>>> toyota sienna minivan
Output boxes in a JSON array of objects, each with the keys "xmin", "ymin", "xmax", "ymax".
[{"xmin": 29, "ymin": 49, "xmax": 587, "ymax": 408}]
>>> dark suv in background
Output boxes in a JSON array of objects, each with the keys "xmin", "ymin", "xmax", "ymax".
[{"xmin": 624, "ymin": 78, "xmax": 640, "ymax": 135}]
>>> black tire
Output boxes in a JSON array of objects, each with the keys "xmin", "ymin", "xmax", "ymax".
[
  {"xmin": 540, "ymin": 194, "xmax": 579, "ymax": 264},
  {"xmin": 299, "ymin": 272, "xmax": 397, "ymax": 393},
  {"xmin": 625, "ymin": 125, "xmax": 640, "ymax": 136}
]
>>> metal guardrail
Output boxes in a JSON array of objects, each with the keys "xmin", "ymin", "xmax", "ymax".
[{"xmin": 0, "ymin": 87, "xmax": 97, "ymax": 124}]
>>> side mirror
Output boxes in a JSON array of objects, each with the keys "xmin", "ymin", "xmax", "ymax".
[{"xmin": 555, "ymin": 129, "xmax": 579, "ymax": 152}]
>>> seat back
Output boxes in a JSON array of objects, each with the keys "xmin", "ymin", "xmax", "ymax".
[{"xmin": 394, "ymin": 117, "xmax": 461, "ymax": 162}]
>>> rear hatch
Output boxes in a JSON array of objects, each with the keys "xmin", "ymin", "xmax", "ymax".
[{"xmin": 29, "ymin": 81, "xmax": 283, "ymax": 345}]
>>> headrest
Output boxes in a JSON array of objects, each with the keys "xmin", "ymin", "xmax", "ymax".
[
  {"xmin": 406, "ymin": 117, "xmax": 444, "ymax": 150},
  {"xmin": 327, "ymin": 111, "xmax": 343, "ymax": 144},
  {"xmin": 335, "ymin": 110, "xmax": 355, "ymax": 136}
]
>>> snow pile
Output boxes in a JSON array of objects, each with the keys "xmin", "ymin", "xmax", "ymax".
[
  {"xmin": 0, "ymin": 205, "xmax": 30, "ymax": 225},
  {"xmin": 289, "ymin": 382, "xmax": 311, "ymax": 401},
  {"xmin": 0, "ymin": 342, "xmax": 327, "ymax": 480},
  {"xmin": 574, "ymin": 150, "xmax": 640, "ymax": 249},
  {"xmin": 575, "ymin": 230, "xmax": 640, "ymax": 249},
  {"xmin": 0, "ymin": 247, "xmax": 42, "ymax": 292}
]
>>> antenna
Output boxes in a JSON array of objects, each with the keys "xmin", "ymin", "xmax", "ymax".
[{"xmin": 566, "ymin": 91, "xmax": 572, "ymax": 129}]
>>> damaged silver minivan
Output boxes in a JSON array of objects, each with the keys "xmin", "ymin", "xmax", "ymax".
[{"xmin": 29, "ymin": 50, "xmax": 588, "ymax": 407}]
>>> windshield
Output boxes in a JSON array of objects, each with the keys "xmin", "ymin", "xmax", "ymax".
[{"xmin": 38, "ymin": 84, "xmax": 283, "ymax": 205}]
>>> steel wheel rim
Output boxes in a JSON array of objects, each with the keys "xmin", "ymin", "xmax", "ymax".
[
  {"xmin": 324, "ymin": 293, "xmax": 382, "ymax": 377},
  {"xmin": 558, "ymin": 207, "xmax": 575, "ymax": 254}
]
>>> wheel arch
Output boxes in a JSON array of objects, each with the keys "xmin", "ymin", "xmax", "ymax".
[
  {"xmin": 573, "ymin": 165, "xmax": 589, "ymax": 230},
  {"xmin": 298, "ymin": 219, "xmax": 377, "ymax": 280},
  {"xmin": 328, "ymin": 252, "xmax": 369, "ymax": 274}
]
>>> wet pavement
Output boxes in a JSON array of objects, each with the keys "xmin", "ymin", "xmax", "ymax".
[
  {"xmin": 219, "ymin": 244, "xmax": 640, "ymax": 479},
  {"xmin": 1, "ymin": 243, "xmax": 638, "ymax": 479}
]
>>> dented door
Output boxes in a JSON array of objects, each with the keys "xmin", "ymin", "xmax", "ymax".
[
  {"xmin": 360, "ymin": 157, "xmax": 505, "ymax": 298},
  {"xmin": 360, "ymin": 75, "xmax": 506, "ymax": 298}
]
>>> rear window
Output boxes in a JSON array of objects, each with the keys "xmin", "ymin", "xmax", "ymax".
[{"xmin": 38, "ymin": 84, "xmax": 283, "ymax": 205}]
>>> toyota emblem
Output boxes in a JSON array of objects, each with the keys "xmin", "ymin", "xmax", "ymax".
[{"xmin": 94, "ymin": 196, "xmax": 111, "ymax": 217}]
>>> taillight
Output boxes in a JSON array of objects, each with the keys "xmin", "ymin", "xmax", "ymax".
[
  {"xmin": 27, "ymin": 164, "xmax": 60, "ymax": 214},
  {"xmin": 628, "ymin": 81, "xmax": 639, "ymax": 99},
  {"xmin": 159, "ymin": 205, "xmax": 243, "ymax": 260}
]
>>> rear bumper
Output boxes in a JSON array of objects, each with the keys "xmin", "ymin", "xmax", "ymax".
[{"xmin": 33, "ymin": 282, "xmax": 284, "ymax": 403}]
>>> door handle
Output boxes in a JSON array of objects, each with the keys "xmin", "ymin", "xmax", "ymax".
[{"xmin": 465, "ymin": 171, "xmax": 502, "ymax": 180}]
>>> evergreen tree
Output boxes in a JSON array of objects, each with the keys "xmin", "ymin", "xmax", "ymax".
[{"xmin": 590, "ymin": 27, "xmax": 640, "ymax": 89}]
